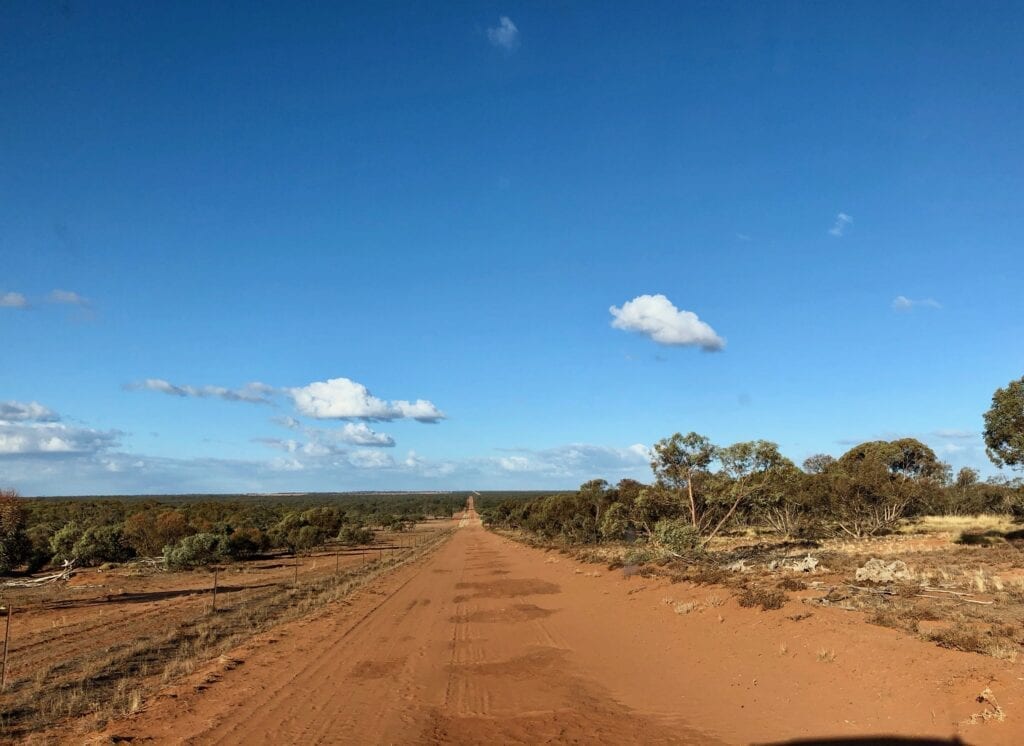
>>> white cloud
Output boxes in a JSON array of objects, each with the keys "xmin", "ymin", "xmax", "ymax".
[
  {"xmin": 126, "ymin": 378, "xmax": 275, "ymax": 404},
  {"xmin": 0, "ymin": 401, "xmax": 59, "ymax": 422},
  {"xmin": 48, "ymin": 289, "xmax": 90, "ymax": 306},
  {"xmin": 499, "ymin": 456, "xmax": 531, "ymax": 472},
  {"xmin": 609, "ymin": 294, "xmax": 725, "ymax": 351},
  {"xmin": 1, "ymin": 292, "xmax": 28, "ymax": 308},
  {"xmin": 829, "ymin": 212, "xmax": 853, "ymax": 237},
  {"xmin": 288, "ymin": 377, "xmax": 445, "ymax": 422},
  {"xmin": 0, "ymin": 401, "xmax": 120, "ymax": 456},
  {"xmin": 487, "ymin": 16, "xmax": 519, "ymax": 50},
  {"xmin": 892, "ymin": 295, "xmax": 942, "ymax": 311},
  {"xmin": 339, "ymin": 422, "xmax": 395, "ymax": 446},
  {"xmin": 255, "ymin": 421, "xmax": 395, "ymax": 460},
  {"xmin": 348, "ymin": 449, "xmax": 395, "ymax": 469}
]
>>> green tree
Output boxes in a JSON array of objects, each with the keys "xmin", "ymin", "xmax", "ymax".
[
  {"xmin": 984, "ymin": 376, "xmax": 1024, "ymax": 470},
  {"xmin": 651, "ymin": 435, "xmax": 793, "ymax": 547},
  {"xmin": 712, "ymin": 440, "xmax": 796, "ymax": 542},
  {"xmin": 829, "ymin": 439, "xmax": 947, "ymax": 536},
  {"xmin": 651, "ymin": 432, "xmax": 715, "ymax": 531}
]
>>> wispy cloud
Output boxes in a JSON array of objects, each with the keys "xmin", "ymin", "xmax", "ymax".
[
  {"xmin": 828, "ymin": 212, "xmax": 853, "ymax": 237},
  {"xmin": 494, "ymin": 443, "xmax": 652, "ymax": 478},
  {"xmin": 288, "ymin": 377, "xmax": 445, "ymax": 422},
  {"xmin": 1, "ymin": 292, "xmax": 29, "ymax": 308},
  {"xmin": 487, "ymin": 16, "xmax": 519, "ymax": 50},
  {"xmin": 892, "ymin": 295, "xmax": 942, "ymax": 311},
  {"xmin": 48, "ymin": 289, "xmax": 90, "ymax": 306},
  {"xmin": 610, "ymin": 294, "xmax": 725, "ymax": 351},
  {"xmin": 932, "ymin": 428, "xmax": 975, "ymax": 439},
  {"xmin": 124, "ymin": 378, "xmax": 275, "ymax": 404}
]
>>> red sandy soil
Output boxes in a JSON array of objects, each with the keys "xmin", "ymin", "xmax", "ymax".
[
  {"xmin": 86, "ymin": 512, "xmax": 1022, "ymax": 745},
  {"xmin": 1, "ymin": 531, "xmax": 428, "ymax": 689}
]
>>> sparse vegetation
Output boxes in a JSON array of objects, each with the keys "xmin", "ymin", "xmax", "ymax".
[{"xmin": 737, "ymin": 586, "xmax": 788, "ymax": 611}]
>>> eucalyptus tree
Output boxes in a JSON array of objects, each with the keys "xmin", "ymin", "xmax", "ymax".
[
  {"xmin": 829, "ymin": 438, "xmax": 947, "ymax": 537},
  {"xmin": 984, "ymin": 376, "xmax": 1024, "ymax": 470},
  {"xmin": 651, "ymin": 433, "xmax": 795, "ymax": 547}
]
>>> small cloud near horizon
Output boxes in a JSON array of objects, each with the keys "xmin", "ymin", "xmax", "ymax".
[
  {"xmin": 892, "ymin": 295, "xmax": 942, "ymax": 311},
  {"xmin": 48, "ymin": 289, "xmax": 90, "ymax": 306},
  {"xmin": 487, "ymin": 16, "xmax": 519, "ymax": 50},
  {"xmin": 1, "ymin": 292, "xmax": 29, "ymax": 308},
  {"xmin": 610, "ymin": 294, "xmax": 725, "ymax": 351}
]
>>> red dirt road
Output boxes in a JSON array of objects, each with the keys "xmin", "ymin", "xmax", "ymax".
[{"xmin": 100, "ymin": 514, "xmax": 1022, "ymax": 745}]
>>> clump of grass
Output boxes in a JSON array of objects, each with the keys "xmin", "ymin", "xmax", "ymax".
[
  {"xmin": 869, "ymin": 601, "xmax": 941, "ymax": 633},
  {"xmin": 777, "ymin": 576, "xmax": 807, "ymax": 591},
  {"xmin": 928, "ymin": 623, "xmax": 987, "ymax": 653},
  {"xmin": 673, "ymin": 601, "xmax": 699, "ymax": 615},
  {"xmin": 686, "ymin": 564, "xmax": 729, "ymax": 586},
  {"xmin": 816, "ymin": 648, "xmax": 836, "ymax": 663},
  {"xmin": 737, "ymin": 587, "xmax": 787, "ymax": 611},
  {"xmin": 778, "ymin": 642, "xmax": 788, "ymax": 655}
]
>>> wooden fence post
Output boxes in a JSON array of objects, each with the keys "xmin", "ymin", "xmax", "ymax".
[
  {"xmin": 1, "ymin": 605, "xmax": 12, "ymax": 692},
  {"xmin": 211, "ymin": 566, "xmax": 219, "ymax": 613}
]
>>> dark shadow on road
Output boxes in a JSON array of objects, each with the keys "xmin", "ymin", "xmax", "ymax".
[{"xmin": 760, "ymin": 737, "xmax": 968, "ymax": 746}]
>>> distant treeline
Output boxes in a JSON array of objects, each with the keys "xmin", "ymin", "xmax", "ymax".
[{"xmin": 0, "ymin": 491, "xmax": 486, "ymax": 575}]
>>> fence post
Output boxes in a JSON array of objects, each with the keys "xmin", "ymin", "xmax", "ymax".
[
  {"xmin": 1, "ymin": 605, "xmax": 12, "ymax": 692},
  {"xmin": 294, "ymin": 556, "xmax": 299, "ymax": 586},
  {"xmin": 335, "ymin": 549, "xmax": 339, "ymax": 575},
  {"xmin": 211, "ymin": 566, "xmax": 219, "ymax": 613}
]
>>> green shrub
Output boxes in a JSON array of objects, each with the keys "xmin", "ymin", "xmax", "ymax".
[
  {"xmin": 225, "ymin": 527, "xmax": 267, "ymax": 558},
  {"xmin": 71, "ymin": 525, "xmax": 134, "ymax": 566},
  {"xmin": 49, "ymin": 521, "xmax": 84, "ymax": 564},
  {"xmin": 599, "ymin": 503, "xmax": 630, "ymax": 541},
  {"xmin": 163, "ymin": 533, "xmax": 227, "ymax": 570},
  {"xmin": 338, "ymin": 525, "xmax": 374, "ymax": 546},
  {"xmin": 653, "ymin": 518, "xmax": 701, "ymax": 553}
]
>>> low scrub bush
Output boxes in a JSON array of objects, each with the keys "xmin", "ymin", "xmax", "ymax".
[
  {"xmin": 163, "ymin": 533, "xmax": 227, "ymax": 570},
  {"xmin": 653, "ymin": 518, "xmax": 701, "ymax": 554},
  {"xmin": 737, "ymin": 586, "xmax": 788, "ymax": 611},
  {"xmin": 338, "ymin": 525, "xmax": 374, "ymax": 546}
]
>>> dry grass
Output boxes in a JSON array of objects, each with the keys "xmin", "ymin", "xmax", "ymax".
[
  {"xmin": 907, "ymin": 514, "xmax": 1018, "ymax": 535},
  {"xmin": 737, "ymin": 587, "xmax": 787, "ymax": 611},
  {"xmin": 816, "ymin": 648, "xmax": 836, "ymax": 663}
]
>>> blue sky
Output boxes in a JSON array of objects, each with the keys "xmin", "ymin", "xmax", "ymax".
[{"xmin": 2, "ymin": 2, "xmax": 1022, "ymax": 495}]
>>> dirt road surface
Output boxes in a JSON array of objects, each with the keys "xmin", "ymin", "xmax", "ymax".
[{"xmin": 97, "ymin": 510, "xmax": 1022, "ymax": 745}]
